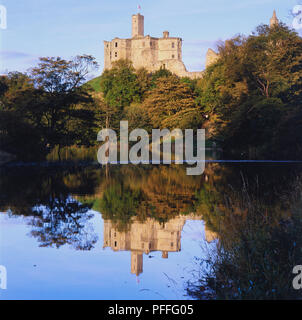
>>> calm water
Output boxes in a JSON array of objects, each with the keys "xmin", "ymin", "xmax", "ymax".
[{"xmin": 0, "ymin": 162, "xmax": 301, "ymax": 300}]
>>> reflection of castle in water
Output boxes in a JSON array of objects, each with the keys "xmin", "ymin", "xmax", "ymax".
[{"xmin": 103, "ymin": 214, "xmax": 214, "ymax": 275}]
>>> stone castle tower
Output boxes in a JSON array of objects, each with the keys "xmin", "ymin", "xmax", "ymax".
[{"xmin": 104, "ymin": 13, "xmax": 203, "ymax": 79}]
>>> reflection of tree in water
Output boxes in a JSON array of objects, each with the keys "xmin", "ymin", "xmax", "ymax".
[
  {"xmin": 99, "ymin": 182, "xmax": 151, "ymax": 232},
  {"xmin": 96, "ymin": 165, "xmax": 200, "ymax": 231},
  {"xmin": 0, "ymin": 166, "xmax": 100, "ymax": 250},
  {"xmin": 29, "ymin": 196, "xmax": 97, "ymax": 250},
  {"xmin": 194, "ymin": 164, "xmax": 298, "ymax": 236}
]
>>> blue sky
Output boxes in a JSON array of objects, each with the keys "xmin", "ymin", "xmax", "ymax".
[{"xmin": 0, "ymin": 0, "xmax": 300, "ymax": 77}]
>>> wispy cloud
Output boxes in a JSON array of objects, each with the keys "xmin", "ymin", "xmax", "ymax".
[
  {"xmin": 0, "ymin": 51, "xmax": 41, "ymax": 74},
  {"xmin": 0, "ymin": 51, "xmax": 33, "ymax": 60}
]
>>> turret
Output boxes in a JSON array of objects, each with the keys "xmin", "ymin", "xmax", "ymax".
[
  {"xmin": 163, "ymin": 31, "xmax": 169, "ymax": 39},
  {"xmin": 270, "ymin": 10, "xmax": 279, "ymax": 28}
]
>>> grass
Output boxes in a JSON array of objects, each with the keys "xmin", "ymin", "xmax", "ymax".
[{"xmin": 85, "ymin": 76, "xmax": 102, "ymax": 92}]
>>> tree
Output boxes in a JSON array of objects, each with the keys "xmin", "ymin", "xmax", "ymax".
[
  {"xmin": 150, "ymin": 67, "xmax": 173, "ymax": 88},
  {"xmin": 142, "ymin": 75, "xmax": 202, "ymax": 130},
  {"xmin": 0, "ymin": 56, "xmax": 99, "ymax": 160},
  {"xmin": 100, "ymin": 59, "xmax": 141, "ymax": 111},
  {"xmin": 135, "ymin": 67, "xmax": 152, "ymax": 99},
  {"xmin": 30, "ymin": 55, "xmax": 99, "ymax": 155},
  {"xmin": 196, "ymin": 23, "xmax": 302, "ymax": 158},
  {"xmin": 124, "ymin": 102, "xmax": 151, "ymax": 132},
  {"xmin": 0, "ymin": 72, "xmax": 47, "ymax": 159}
]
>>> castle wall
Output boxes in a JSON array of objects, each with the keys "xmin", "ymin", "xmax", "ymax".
[
  {"xmin": 157, "ymin": 38, "xmax": 182, "ymax": 61},
  {"xmin": 104, "ymin": 38, "xmax": 131, "ymax": 70},
  {"xmin": 205, "ymin": 48, "xmax": 219, "ymax": 69},
  {"xmin": 130, "ymin": 37, "xmax": 158, "ymax": 70}
]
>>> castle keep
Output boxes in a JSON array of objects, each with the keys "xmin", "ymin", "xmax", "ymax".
[{"xmin": 104, "ymin": 13, "xmax": 204, "ymax": 79}]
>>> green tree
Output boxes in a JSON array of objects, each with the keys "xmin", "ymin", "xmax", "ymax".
[
  {"xmin": 196, "ymin": 23, "xmax": 302, "ymax": 158},
  {"xmin": 0, "ymin": 72, "xmax": 47, "ymax": 159},
  {"xmin": 30, "ymin": 55, "xmax": 99, "ymax": 154},
  {"xmin": 100, "ymin": 59, "xmax": 141, "ymax": 111},
  {"xmin": 0, "ymin": 56, "xmax": 99, "ymax": 160}
]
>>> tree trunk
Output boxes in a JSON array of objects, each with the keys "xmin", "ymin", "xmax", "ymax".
[{"xmin": 57, "ymin": 145, "xmax": 61, "ymax": 161}]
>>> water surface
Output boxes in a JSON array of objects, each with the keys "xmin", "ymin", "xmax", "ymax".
[{"xmin": 0, "ymin": 162, "xmax": 301, "ymax": 299}]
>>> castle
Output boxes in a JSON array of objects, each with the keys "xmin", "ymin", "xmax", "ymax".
[
  {"xmin": 104, "ymin": 13, "xmax": 204, "ymax": 79},
  {"xmin": 103, "ymin": 214, "xmax": 215, "ymax": 276},
  {"xmin": 103, "ymin": 11, "xmax": 279, "ymax": 79}
]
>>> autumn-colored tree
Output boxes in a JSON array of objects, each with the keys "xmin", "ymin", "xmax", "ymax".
[
  {"xmin": 150, "ymin": 67, "xmax": 173, "ymax": 88},
  {"xmin": 142, "ymin": 75, "xmax": 202, "ymax": 130},
  {"xmin": 124, "ymin": 102, "xmax": 151, "ymax": 132}
]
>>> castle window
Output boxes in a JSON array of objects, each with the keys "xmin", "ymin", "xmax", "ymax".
[
  {"xmin": 115, "ymin": 52, "xmax": 118, "ymax": 58},
  {"xmin": 172, "ymin": 42, "xmax": 175, "ymax": 48},
  {"xmin": 172, "ymin": 54, "xmax": 175, "ymax": 59},
  {"xmin": 114, "ymin": 241, "xmax": 117, "ymax": 247},
  {"xmin": 171, "ymin": 242, "xmax": 174, "ymax": 247},
  {"xmin": 115, "ymin": 42, "xmax": 118, "ymax": 48}
]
